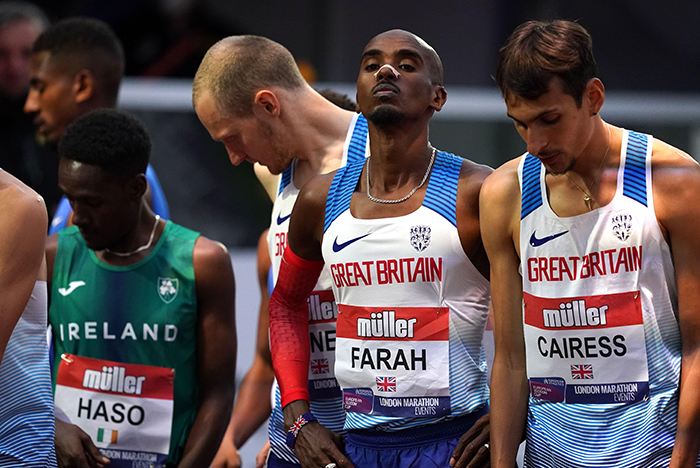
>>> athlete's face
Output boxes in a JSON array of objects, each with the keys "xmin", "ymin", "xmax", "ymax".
[
  {"xmin": 506, "ymin": 78, "xmax": 596, "ymax": 175},
  {"xmin": 356, "ymin": 30, "xmax": 445, "ymax": 126},
  {"xmin": 58, "ymin": 159, "xmax": 140, "ymax": 250},
  {"xmin": 195, "ymin": 90, "xmax": 290, "ymax": 175},
  {"xmin": 25, "ymin": 52, "xmax": 83, "ymax": 148}
]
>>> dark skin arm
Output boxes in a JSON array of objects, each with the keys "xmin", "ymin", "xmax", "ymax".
[
  {"xmin": 282, "ymin": 172, "xmax": 352, "ymax": 468},
  {"xmin": 178, "ymin": 237, "xmax": 237, "ymax": 468},
  {"xmin": 47, "ymin": 234, "xmax": 111, "ymax": 468},
  {"xmin": 212, "ymin": 230, "xmax": 275, "ymax": 468}
]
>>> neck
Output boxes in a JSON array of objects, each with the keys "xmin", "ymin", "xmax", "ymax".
[
  {"xmin": 289, "ymin": 88, "xmax": 356, "ymax": 187},
  {"xmin": 366, "ymin": 120, "xmax": 432, "ymax": 191},
  {"xmin": 100, "ymin": 205, "xmax": 162, "ymax": 264}
]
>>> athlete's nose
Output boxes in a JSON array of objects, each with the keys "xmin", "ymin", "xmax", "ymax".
[{"xmin": 374, "ymin": 64, "xmax": 401, "ymax": 81}]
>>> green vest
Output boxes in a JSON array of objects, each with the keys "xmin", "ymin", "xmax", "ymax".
[{"xmin": 50, "ymin": 221, "xmax": 200, "ymax": 465}]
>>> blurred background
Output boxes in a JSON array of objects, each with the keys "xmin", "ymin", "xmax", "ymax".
[{"xmin": 5, "ymin": 0, "xmax": 700, "ymax": 464}]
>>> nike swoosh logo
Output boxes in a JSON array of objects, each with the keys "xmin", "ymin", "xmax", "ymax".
[
  {"xmin": 58, "ymin": 281, "xmax": 86, "ymax": 296},
  {"xmin": 529, "ymin": 230, "xmax": 569, "ymax": 247},
  {"xmin": 277, "ymin": 212, "xmax": 291, "ymax": 225},
  {"xmin": 332, "ymin": 233, "xmax": 371, "ymax": 252}
]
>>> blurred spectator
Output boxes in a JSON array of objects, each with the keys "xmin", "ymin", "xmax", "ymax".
[{"xmin": 0, "ymin": 1, "xmax": 61, "ymax": 216}]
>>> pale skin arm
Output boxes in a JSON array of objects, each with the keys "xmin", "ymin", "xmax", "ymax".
[
  {"xmin": 652, "ymin": 144, "xmax": 700, "ymax": 468},
  {"xmin": 479, "ymin": 161, "xmax": 529, "ymax": 468},
  {"xmin": 212, "ymin": 230, "xmax": 275, "ymax": 468},
  {"xmin": 178, "ymin": 237, "xmax": 237, "ymax": 468},
  {"xmin": 449, "ymin": 160, "xmax": 493, "ymax": 468},
  {"xmin": 282, "ymin": 172, "xmax": 352, "ymax": 468}
]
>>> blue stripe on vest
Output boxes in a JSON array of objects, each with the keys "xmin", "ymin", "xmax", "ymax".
[
  {"xmin": 324, "ymin": 160, "xmax": 365, "ymax": 233},
  {"xmin": 521, "ymin": 154, "xmax": 543, "ymax": 219},
  {"xmin": 347, "ymin": 114, "xmax": 368, "ymax": 164},
  {"xmin": 623, "ymin": 132, "xmax": 648, "ymax": 206},
  {"xmin": 278, "ymin": 164, "xmax": 293, "ymax": 195},
  {"xmin": 423, "ymin": 151, "xmax": 462, "ymax": 227}
]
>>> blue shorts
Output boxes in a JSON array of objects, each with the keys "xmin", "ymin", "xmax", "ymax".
[{"xmin": 345, "ymin": 406, "xmax": 488, "ymax": 468}]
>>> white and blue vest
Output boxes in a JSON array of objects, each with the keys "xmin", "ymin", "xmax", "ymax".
[{"xmin": 518, "ymin": 130, "xmax": 692, "ymax": 467}]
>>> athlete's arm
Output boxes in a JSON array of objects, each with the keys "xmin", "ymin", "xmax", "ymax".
[
  {"xmin": 0, "ymin": 173, "xmax": 46, "ymax": 360},
  {"xmin": 479, "ymin": 161, "xmax": 529, "ymax": 468},
  {"xmin": 212, "ymin": 231, "xmax": 274, "ymax": 468},
  {"xmin": 450, "ymin": 160, "xmax": 493, "ymax": 468},
  {"xmin": 270, "ymin": 173, "xmax": 353, "ymax": 468},
  {"xmin": 178, "ymin": 237, "xmax": 237, "ymax": 468},
  {"xmin": 652, "ymin": 144, "xmax": 700, "ymax": 468}
]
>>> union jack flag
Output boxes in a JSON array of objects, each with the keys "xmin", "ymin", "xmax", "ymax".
[
  {"xmin": 376, "ymin": 376, "xmax": 396, "ymax": 392},
  {"xmin": 310, "ymin": 358, "xmax": 330, "ymax": 374},
  {"xmin": 290, "ymin": 416, "xmax": 308, "ymax": 436},
  {"xmin": 571, "ymin": 364, "xmax": 594, "ymax": 379}
]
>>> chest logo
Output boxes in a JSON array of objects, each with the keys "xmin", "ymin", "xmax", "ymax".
[
  {"xmin": 529, "ymin": 230, "xmax": 568, "ymax": 247},
  {"xmin": 333, "ymin": 233, "xmax": 370, "ymax": 252},
  {"xmin": 410, "ymin": 225, "xmax": 431, "ymax": 252},
  {"xmin": 276, "ymin": 212, "xmax": 291, "ymax": 225},
  {"xmin": 158, "ymin": 277, "xmax": 179, "ymax": 304},
  {"xmin": 611, "ymin": 213, "xmax": 633, "ymax": 242},
  {"xmin": 58, "ymin": 280, "xmax": 86, "ymax": 296}
]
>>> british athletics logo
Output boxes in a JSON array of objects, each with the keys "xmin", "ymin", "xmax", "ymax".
[
  {"xmin": 376, "ymin": 376, "xmax": 396, "ymax": 392},
  {"xmin": 310, "ymin": 359, "xmax": 330, "ymax": 374},
  {"xmin": 571, "ymin": 364, "xmax": 594, "ymax": 380}
]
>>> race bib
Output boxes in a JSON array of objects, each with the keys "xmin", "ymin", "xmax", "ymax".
[
  {"xmin": 335, "ymin": 304, "xmax": 450, "ymax": 418},
  {"xmin": 307, "ymin": 290, "xmax": 341, "ymax": 399},
  {"xmin": 524, "ymin": 291, "xmax": 649, "ymax": 404},
  {"xmin": 55, "ymin": 354, "xmax": 175, "ymax": 467}
]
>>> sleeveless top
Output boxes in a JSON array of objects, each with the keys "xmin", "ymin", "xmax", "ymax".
[
  {"xmin": 518, "ymin": 130, "xmax": 691, "ymax": 467},
  {"xmin": 0, "ymin": 281, "xmax": 56, "ymax": 466},
  {"xmin": 50, "ymin": 221, "xmax": 199, "ymax": 465},
  {"xmin": 322, "ymin": 151, "xmax": 490, "ymax": 432},
  {"xmin": 267, "ymin": 113, "xmax": 368, "ymax": 464}
]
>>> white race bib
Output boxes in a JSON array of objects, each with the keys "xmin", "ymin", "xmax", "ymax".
[
  {"xmin": 55, "ymin": 354, "xmax": 175, "ymax": 467},
  {"xmin": 524, "ymin": 291, "xmax": 649, "ymax": 404},
  {"xmin": 335, "ymin": 305, "xmax": 450, "ymax": 418}
]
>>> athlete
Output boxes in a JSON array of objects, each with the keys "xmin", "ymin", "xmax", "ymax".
[
  {"xmin": 268, "ymin": 29, "xmax": 493, "ymax": 468},
  {"xmin": 193, "ymin": 35, "xmax": 370, "ymax": 468},
  {"xmin": 47, "ymin": 109, "xmax": 236, "ymax": 467},
  {"xmin": 0, "ymin": 169, "xmax": 55, "ymax": 465},
  {"xmin": 23, "ymin": 16, "xmax": 169, "ymax": 233},
  {"xmin": 482, "ymin": 19, "xmax": 700, "ymax": 468}
]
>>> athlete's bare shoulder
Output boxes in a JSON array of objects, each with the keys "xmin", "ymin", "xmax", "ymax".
[
  {"xmin": 0, "ymin": 171, "xmax": 47, "ymax": 232},
  {"xmin": 649, "ymin": 138, "xmax": 700, "ymax": 231},
  {"xmin": 481, "ymin": 156, "xmax": 524, "ymax": 206}
]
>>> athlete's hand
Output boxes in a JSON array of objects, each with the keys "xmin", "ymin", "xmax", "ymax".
[
  {"xmin": 255, "ymin": 440, "xmax": 270, "ymax": 468},
  {"xmin": 55, "ymin": 418, "xmax": 110, "ymax": 468},
  {"xmin": 210, "ymin": 436, "xmax": 241, "ymax": 468},
  {"xmin": 450, "ymin": 413, "xmax": 490, "ymax": 468},
  {"xmin": 294, "ymin": 421, "xmax": 354, "ymax": 468}
]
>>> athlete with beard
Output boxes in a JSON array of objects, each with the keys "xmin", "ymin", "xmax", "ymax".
[{"xmin": 268, "ymin": 30, "xmax": 493, "ymax": 468}]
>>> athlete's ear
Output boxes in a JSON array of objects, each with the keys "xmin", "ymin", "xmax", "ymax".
[
  {"xmin": 585, "ymin": 78, "xmax": 605, "ymax": 115},
  {"xmin": 430, "ymin": 85, "xmax": 447, "ymax": 112},
  {"xmin": 73, "ymin": 69, "xmax": 95, "ymax": 104},
  {"xmin": 127, "ymin": 174, "xmax": 148, "ymax": 200},
  {"xmin": 252, "ymin": 90, "xmax": 281, "ymax": 119}
]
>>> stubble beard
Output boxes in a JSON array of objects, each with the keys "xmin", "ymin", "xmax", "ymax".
[{"xmin": 366, "ymin": 105, "xmax": 406, "ymax": 127}]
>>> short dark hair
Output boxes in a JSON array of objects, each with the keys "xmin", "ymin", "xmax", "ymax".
[
  {"xmin": 33, "ymin": 17, "xmax": 124, "ymax": 106},
  {"xmin": 318, "ymin": 88, "xmax": 357, "ymax": 112},
  {"xmin": 495, "ymin": 20, "xmax": 598, "ymax": 106},
  {"xmin": 0, "ymin": 1, "xmax": 48, "ymax": 30},
  {"xmin": 193, "ymin": 35, "xmax": 306, "ymax": 117},
  {"xmin": 58, "ymin": 109, "xmax": 150, "ymax": 178}
]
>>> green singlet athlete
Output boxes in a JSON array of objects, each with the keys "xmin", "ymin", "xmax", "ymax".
[{"xmin": 46, "ymin": 109, "xmax": 237, "ymax": 468}]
